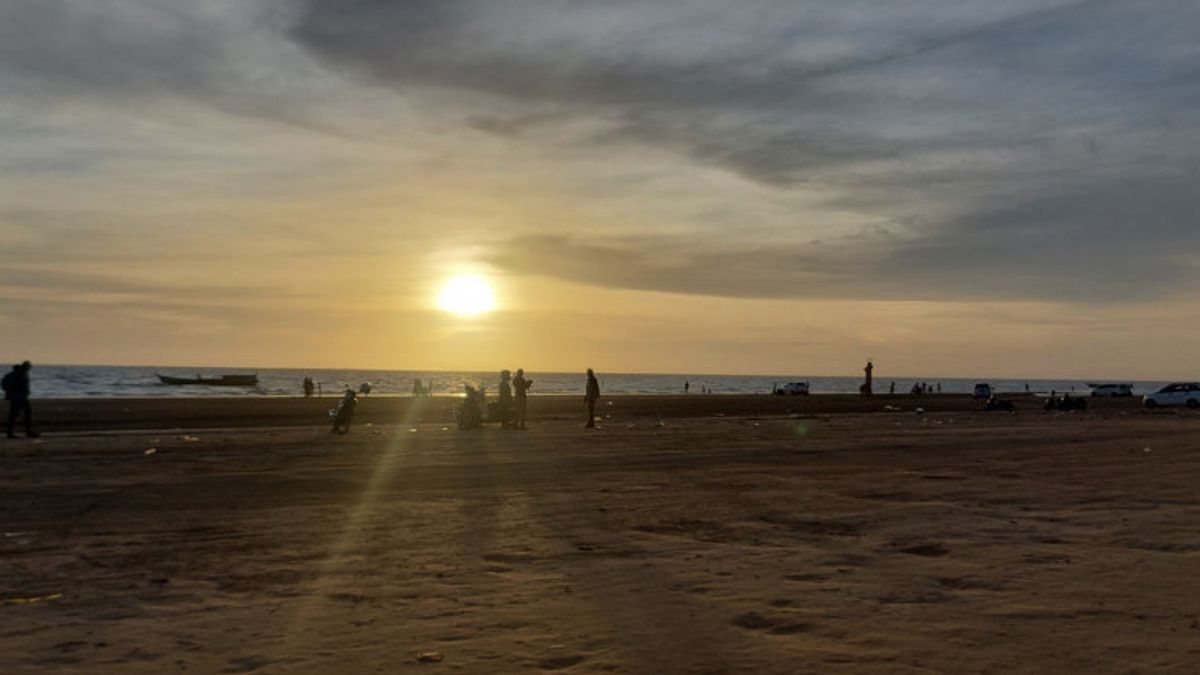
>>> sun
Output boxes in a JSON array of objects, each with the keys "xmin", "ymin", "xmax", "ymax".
[{"xmin": 437, "ymin": 275, "xmax": 496, "ymax": 316}]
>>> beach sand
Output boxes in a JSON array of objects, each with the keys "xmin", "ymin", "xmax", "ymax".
[{"xmin": 2, "ymin": 399, "xmax": 1198, "ymax": 673}]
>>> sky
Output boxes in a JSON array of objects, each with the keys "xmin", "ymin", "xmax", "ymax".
[{"xmin": 3, "ymin": 0, "xmax": 1200, "ymax": 378}]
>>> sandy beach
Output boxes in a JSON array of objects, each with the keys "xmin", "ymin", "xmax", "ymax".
[{"xmin": 3, "ymin": 398, "xmax": 1198, "ymax": 673}]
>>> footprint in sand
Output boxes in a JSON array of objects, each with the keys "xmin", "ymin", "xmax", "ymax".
[{"xmin": 538, "ymin": 655, "xmax": 585, "ymax": 670}]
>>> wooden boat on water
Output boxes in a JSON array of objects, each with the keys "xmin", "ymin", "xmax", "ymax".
[{"xmin": 157, "ymin": 373, "xmax": 259, "ymax": 387}]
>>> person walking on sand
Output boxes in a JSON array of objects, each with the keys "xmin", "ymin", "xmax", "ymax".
[
  {"xmin": 3, "ymin": 361, "xmax": 38, "ymax": 438},
  {"xmin": 584, "ymin": 368, "xmax": 601, "ymax": 428},
  {"xmin": 513, "ymin": 368, "xmax": 532, "ymax": 429},
  {"xmin": 860, "ymin": 360, "xmax": 874, "ymax": 396},
  {"xmin": 496, "ymin": 370, "xmax": 514, "ymax": 428}
]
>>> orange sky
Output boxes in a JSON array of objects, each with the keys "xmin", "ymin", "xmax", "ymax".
[{"xmin": 3, "ymin": 2, "xmax": 1200, "ymax": 380}]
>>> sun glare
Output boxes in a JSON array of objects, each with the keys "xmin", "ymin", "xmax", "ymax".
[{"xmin": 437, "ymin": 275, "xmax": 496, "ymax": 316}]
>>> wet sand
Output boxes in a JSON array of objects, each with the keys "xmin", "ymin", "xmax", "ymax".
[{"xmin": 2, "ymin": 405, "xmax": 1198, "ymax": 673}]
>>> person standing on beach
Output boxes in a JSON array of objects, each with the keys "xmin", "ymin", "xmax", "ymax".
[
  {"xmin": 3, "ymin": 361, "xmax": 37, "ymax": 439},
  {"xmin": 584, "ymin": 368, "xmax": 601, "ymax": 428},
  {"xmin": 861, "ymin": 360, "xmax": 874, "ymax": 396},
  {"xmin": 513, "ymin": 369, "xmax": 532, "ymax": 429},
  {"xmin": 497, "ymin": 370, "xmax": 514, "ymax": 428}
]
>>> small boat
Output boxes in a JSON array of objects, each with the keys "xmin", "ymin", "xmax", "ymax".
[{"xmin": 157, "ymin": 373, "xmax": 259, "ymax": 387}]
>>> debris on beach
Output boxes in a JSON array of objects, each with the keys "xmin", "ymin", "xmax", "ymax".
[
  {"xmin": 883, "ymin": 405, "xmax": 901, "ymax": 412},
  {"xmin": 179, "ymin": 435, "xmax": 200, "ymax": 442},
  {"xmin": 143, "ymin": 447, "xmax": 157, "ymax": 456},
  {"xmin": 914, "ymin": 407, "xmax": 926, "ymax": 415},
  {"xmin": 409, "ymin": 428, "xmax": 418, "ymax": 433},
  {"xmin": 1, "ymin": 592, "xmax": 63, "ymax": 606},
  {"xmin": 414, "ymin": 650, "xmax": 443, "ymax": 663}
]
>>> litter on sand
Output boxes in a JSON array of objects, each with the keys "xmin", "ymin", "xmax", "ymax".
[
  {"xmin": 415, "ymin": 650, "xmax": 443, "ymax": 663},
  {"xmin": 143, "ymin": 448, "xmax": 158, "ymax": 456},
  {"xmin": 1, "ymin": 593, "xmax": 62, "ymax": 606},
  {"xmin": 179, "ymin": 435, "xmax": 200, "ymax": 442}
]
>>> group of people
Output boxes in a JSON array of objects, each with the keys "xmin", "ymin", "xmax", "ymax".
[
  {"xmin": 455, "ymin": 368, "xmax": 602, "ymax": 430},
  {"xmin": 457, "ymin": 368, "xmax": 537, "ymax": 430}
]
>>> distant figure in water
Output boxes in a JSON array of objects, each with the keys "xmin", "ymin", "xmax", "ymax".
[
  {"xmin": 330, "ymin": 389, "xmax": 357, "ymax": 434},
  {"xmin": 513, "ymin": 368, "xmax": 532, "ymax": 429},
  {"xmin": 3, "ymin": 361, "xmax": 37, "ymax": 439},
  {"xmin": 584, "ymin": 368, "xmax": 601, "ymax": 428},
  {"xmin": 496, "ymin": 370, "xmax": 514, "ymax": 428},
  {"xmin": 359, "ymin": 381, "xmax": 372, "ymax": 396},
  {"xmin": 860, "ymin": 360, "xmax": 874, "ymax": 396},
  {"xmin": 889, "ymin": 381, "xmax": 896, "ymax": 395},
  {"xmin": 1025, "ymin": 383, "xmax": 1030, "ymax": 393},
  {"xmin": 412, "ymin": 378, "xmax": 424, "ymax": 397},
  {"xmin": 684, "ymin": 381, "xmax": 690, "ymax": 394},
  {"xmin": 303, "ymin": 377, "xmax": 314, "ymax": 398},
  {"xmin": 937, "ymin": 383, "xmax": 942, "ymax": 394}
]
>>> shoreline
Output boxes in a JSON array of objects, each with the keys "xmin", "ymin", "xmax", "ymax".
[{"xmin": 22, "ymin": 393, "xmax": 1145, "ymax": 433}]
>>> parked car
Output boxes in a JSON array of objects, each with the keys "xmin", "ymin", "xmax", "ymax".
[
  {"xmin": 1143, "ymin": 383, "xmax": 1200, "ymax": 409},
  {"xmin": 1089, "ymin": 383, "xmax": 1133, "ymax": 397},
  {"xmin": 774, "ymin": 381, "xmax": 810, "ymax": 396},
  {"xmin": 972, "ymin": 383, "xmax": 993, "ymax": 399}
]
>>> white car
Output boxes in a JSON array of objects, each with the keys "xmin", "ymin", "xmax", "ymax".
[
  {"xmin": 1143, "ymin": 382, "xmax": 1200, "ymax": 409},
  {"xmin": 1090, "ymin": 383, "xmax": 1133, "ymax": 397},
  {"xmin": 972, "ymin": 383, "xmax": 993, "ymax": 399},
  {"xmin": 775, "ymin": 382, "xmax": 809, "ymax": 396}
]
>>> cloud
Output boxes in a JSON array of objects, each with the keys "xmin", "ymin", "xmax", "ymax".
[{"xmin": 290, "ymin": 0, "xmax": 1200, "ymax": 303}]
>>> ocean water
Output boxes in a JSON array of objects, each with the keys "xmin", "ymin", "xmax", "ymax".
[{"xmin": 16, "ymin": 365, "xmax": 1169, "ymax": 399}]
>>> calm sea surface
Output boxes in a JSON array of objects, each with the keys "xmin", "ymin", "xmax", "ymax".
[{"xmin": 19, "ymin": 365, "xmax": 1169, "ymax": 399}]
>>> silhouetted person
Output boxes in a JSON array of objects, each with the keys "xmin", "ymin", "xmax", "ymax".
[
  {"xmin": 513, "ymin": 368, "xmax": 532, "ymax": 429},
  {"xmin": 330, "ymin": 389, "xmax": 357, "ymax": 434},
  {"xmin": 889, "ymin": 381, "xmax": 895, "ymax": 395},
  {"xmin": 303, "ymin": 377, "xmax": 314, "ymax": 398},
  {"xmin": 684, "ymin": 381, "xmax": 689, "ymax": 394},
  {"xmin": 860, "ymin": 360, "xmax": 874, "ymax": 396},
  {"xmin": 584, "ymin": 368, "xmax": 600, "ymax": 428},
  {"xmin": 413, "ymin": 378, "xmax": 424, "ymax": 397},
  {"xmin": 3, "ymin": 361, "xmax": 36, "ymax": 439},
  {"xmin": 457, "ymin": 384, "xmax": 486, "ymax": 429},
  {"xmin": 496, "ymin": 370, "xmax": 514, "ymax": 428},
  {"xmin": 359, "ymin": 381, "xmax": 372, "ymax": 396}
]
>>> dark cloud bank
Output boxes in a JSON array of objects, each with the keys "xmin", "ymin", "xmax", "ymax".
[{"xmin": 287, "ymin": 0, "xmax": 1200, "ymax": 303}]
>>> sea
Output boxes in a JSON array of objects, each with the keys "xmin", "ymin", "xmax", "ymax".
[{"xmin": 20, "ymin": 365, "xmax": 1168, "ymax": 399}]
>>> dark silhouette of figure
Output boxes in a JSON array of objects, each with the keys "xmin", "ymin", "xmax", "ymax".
[
  {"xmin": 937, "ymin": 383, "xmax": 942, "ymax": 394},
  {"xmin": 457, "ymin": 384, "xmax": 486, "ymax": 429},
  {"xmin": 513, "ymin": 368, "xmax": 532, "ymax": 429},
  {"xmin": 496, "ymin": 370, "xmax": 514, "ymax": 428},
  {"xmin": 3, "ymin": 361, "xmax": 36, "ymax": 438},
  {"xmin": 860, "ymin": 361, "xmax": 874, "ymax": 396},
  {"xmin": 303, "ymin": 377, "xmax": 314, "ymax": 398},
  {"xmin": 684, "ymin": 381, "xmax": 689, "ymax": 394},
  {"xmin": 584, "ymin": 368, "xmax": 601, "ymax": 428},
  {"xmin": 330, "ymin": 389, "xmax": 357, "ymax": 434},
  {"xmin": 889, "ymin": 381, "xmax": 896, "ymax": 395},
  {"xmin": 413, "ymin": 378, "xmax": 424, "ymax": 397},
  {"xmin": 359, "ymin": 381, "xmax": 372, "ymax": 396}
]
